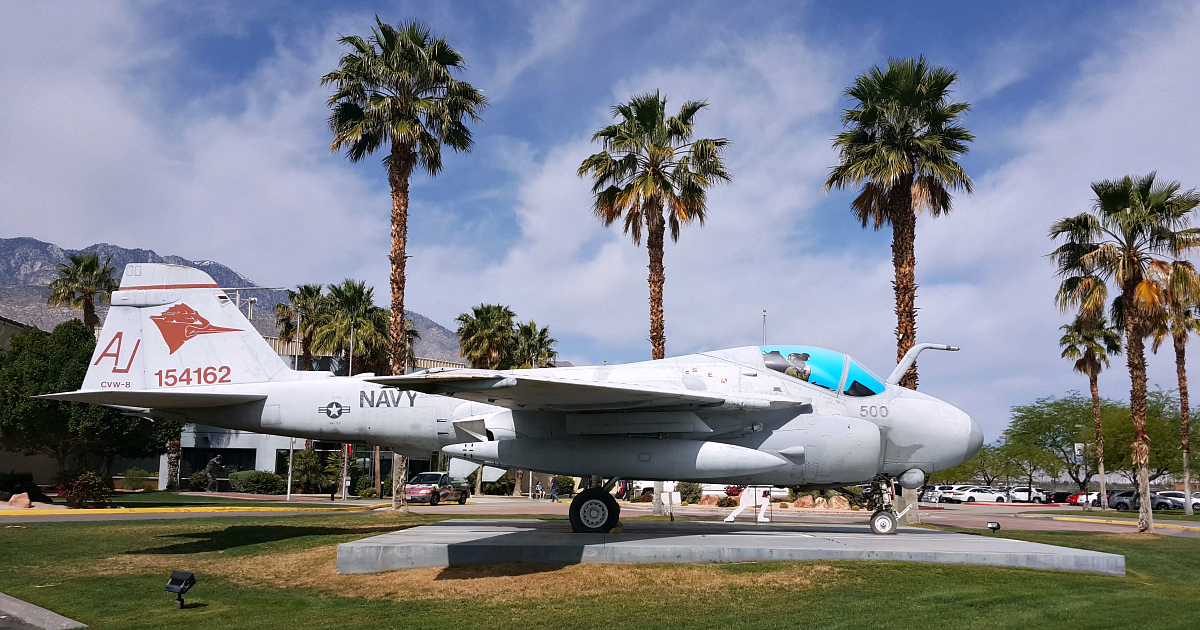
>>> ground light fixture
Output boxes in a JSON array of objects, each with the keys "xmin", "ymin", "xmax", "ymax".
[
  {"xmin": 987, "ymin": 522, "xmax": 1001, "ymax": 533},
  {"xmin": 165, "ymin": 571, "xmax": 196, "ymax": 608}
]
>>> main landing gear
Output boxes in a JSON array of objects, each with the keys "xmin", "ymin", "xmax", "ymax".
[
  {"xmin": 569, "ymin": 487, "xmax": 621, "ymax": 533},
  {"xmin": 866, "ymin": 475, "xmax": 900, "ymax": 535}
]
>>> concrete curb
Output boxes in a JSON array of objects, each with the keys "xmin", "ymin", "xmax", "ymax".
[
  {"xmin": 0, "ymin": 503, "xmax": 390, "ymax": 517},
  {"xmin": 0, "ymin": 592, "xmax": 86, "ymax": 629}
]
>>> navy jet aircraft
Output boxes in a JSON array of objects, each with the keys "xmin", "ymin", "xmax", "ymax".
[{"xmin": 44, "ymin": 264, "xmax": 982, "ymax": 535}]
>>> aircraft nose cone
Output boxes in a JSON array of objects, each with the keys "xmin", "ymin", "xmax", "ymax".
[{"xmin": 966, "ymin": 416, "xmax": 984, "ymax": 459}]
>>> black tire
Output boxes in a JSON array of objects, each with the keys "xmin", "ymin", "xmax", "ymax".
[
  {"xmin": 966, "ymin": 497, "xmax": 975, "ymax": 503},
  {"xmin": 1116, "ymin": 502, "xmax": 1128, "ymax": 511},
  {"xmin": 458, "ymin": 490, "xmax": 469, "ymax": 505},
  {"xmin": 569, "ymin": 488, "xmax": 620, "ymax": 533},
  {"xmin": 869, "ymin": 509, "xmax": 898, "ymax": 535},
  {"xmin": 1154, "ymin": 502, "xmax": 1168, "ymax": 511},
  {"xmin": 1091, "ymin": 499, "xmax": 1099, "ymax": 507},
  {"xmin": 429, "ymin": 492, "xmax": 439, "ymax": 506},
  {"xmin": 996, "ymin": 497, "xmax": 1005, "ymax": 503}
]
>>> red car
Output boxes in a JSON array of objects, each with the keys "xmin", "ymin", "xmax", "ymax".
[{"xmin": 403, "ymin": 472, "xmax": 470, "ymax": 505}]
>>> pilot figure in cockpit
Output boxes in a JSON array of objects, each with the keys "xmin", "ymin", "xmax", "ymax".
[
  {"xmin": 763, "ymin": 350, "xmax": 812, "ymax": 382},
  {"xmin": 784, "ymin": 352, "xmax": 812, "ymax": 381}
]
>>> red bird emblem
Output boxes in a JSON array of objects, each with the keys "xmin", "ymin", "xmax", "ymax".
[{"xmin": 150, "ymin": 304, "xmax": 241, "ymax": 354}]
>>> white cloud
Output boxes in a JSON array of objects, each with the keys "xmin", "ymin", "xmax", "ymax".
[{"xmin": 0, "ymin": 4, "xmax": 389, "ymax": 286}]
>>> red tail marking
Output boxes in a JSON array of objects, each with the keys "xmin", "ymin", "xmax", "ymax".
[
  {"xmin": 95, "ymin": 332, "xmax": 124, "ymax": 366},
  {"xmin": 112, "ymin": 339, "xmax": 140, "ymax": 373},
  {"xmin": 150, "ymin": 303, "xmax": 241, "ymax": 354}
]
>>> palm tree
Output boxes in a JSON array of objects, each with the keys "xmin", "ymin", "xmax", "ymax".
[
  {"xmin": 402, "ymin": 319, "xmax": 421, "ymax": 371},
  {"xmin": 824, "ymin": 57, "xmax": 974, "ymax": 389},
  {"xmin": 578, "ymin": 91, "xmax": 730, "ymax": 360},
  {"xmin": 274, "ymin": 284, "xmax": 327, "ymax": 371},
  {"xmin": 323, "ymin": 17, "xmax": 486, "ymax": 377},
  {"xmin": 1059, "ymin": 315, "xmax": 1122, "ymax": 510},
  {"xmin": 1147, "ymin": 263, "xmax": 1200, "ymax": 516},
  {"xmin": 514, "ymin": 321, "xmax": 557, "ymax": 368},
  {"xmin": 1050, "ymin": 172, "xmax": 1200, "ymax": 531},
  {"xmin": 456, "ymin": 304, "xmax": 516, "ymax": 369},
  {"xmin": 314, "ymin": 280, "xmax": 389, "ymax": 376},
  {"xmin": 47, "ymin": 252, "xmax": 120, "ymax": 331}
]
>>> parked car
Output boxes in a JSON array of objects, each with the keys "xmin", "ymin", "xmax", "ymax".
[
  {"xmin": 1157, "ymin": 491, "xmax": 1200, "ymax": 510},
  {"xmin": 952, "ymin": 487, "xmax": 1007, "ymax": 503},
  {"xmin": 921, "ymin": 485, "xmax": 955, "ymax": 503},
  {"xmin": 1110, "ymin": 490, "xmax": 1177, "ymax": 511},
  {"xmin": 1007, "ymin": 487, "xmax": 1047, "ymax": 503},
  {"xmin": 403, "ymin": 472, "xmax": 470, "ymax": 505}
]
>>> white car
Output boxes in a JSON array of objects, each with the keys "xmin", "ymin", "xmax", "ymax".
[
  {"xmin": 943, "ymin": 487, "xmax": 1007, "ymax": 504},
  {"xmin": 922, "ymin": 484, "xmax": 956, "ymax": 503},
  {"xmin": 1157, "ymin": 491, "xmax": 1200, "ymax": 510},
  {"xmin": 938, "ymin": 485, "xmax": 976, "ymax": 503},
  {"xmin": 1008, "ymin": 487, "xmax": 1047, "ymax": 503}
]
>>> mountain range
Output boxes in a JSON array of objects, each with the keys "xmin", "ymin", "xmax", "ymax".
[{"xmin": 0, "ymin": 237, "xmax": 463, "ymax": 363}]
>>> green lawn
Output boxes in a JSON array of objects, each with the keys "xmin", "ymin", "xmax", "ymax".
[
  {"xmin": 1038, "ymin": 509, "xmax": 1200, "ymax": 522},
  {"xmin": 1, "ymin": 512, "xmax": 1197, "ymax": 629},
  {"xmin": 105, "ymin": 491, "xmax": 339, "ymax": 509}
]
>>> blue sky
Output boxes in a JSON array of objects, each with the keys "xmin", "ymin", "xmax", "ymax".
[{"xmin": 4, "ymin": 0, "xmax": 1200, "ymax": 439}]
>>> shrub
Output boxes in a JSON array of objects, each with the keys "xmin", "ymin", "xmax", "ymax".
[
  {"xmin": 118, "ymin": 468, "xmax": 152, "ymax": 490},
  {"xmin": 555, "ymin": 475, "xmax": 575, "ymax": 496},
  {"xmin": 779, "ymin": 502, "xmax": 789, "ymax": 509},
  {"xmin": 482, "ymin": 472, "xmax": 515, "ymax": 496},
  {"xmin": 187, "ymin": 471, "xmax": 210, "ymax": 492},
  {"xmin": 679, "ymin": 501, "xmax": 688, "ymax": 507},
  {"xmin": 292, "ymin": 450, "xmax": 329, "ymax": 493},
  {"xmin": 634, "ymin": 492, "xmax": 655, "ymax": 503},
  {"xmin": 0, "ymin": 472, "xmax": 49, "ymax": 502},
  {"xmin": 381, "ymin": 477, "xmax": 393, "ymax": 497},
  {"xmin": 352, "ymin": 477, "xmax": 376, "ymax": 496},
  {"xmin": 677, "ymin": 482, "xmax": 702, "ymax": 504},
  {"xmin": 60, "ymin": 471, "xmax": 110, "ymax": 507},
  {"xmin": 724, "ymin": 485, "xmax": 746, "ymax": 497},
  {"xmin": 228, "ymin": 470, "xmax": 286, "ymax": 495},
  {"xmin": 716, "ymin": 496, "xmax": 739, "ymax": 508}
]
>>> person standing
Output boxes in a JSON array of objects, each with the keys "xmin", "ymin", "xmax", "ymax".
[{"xmin": 549, "ymin": 476, "xmax": 559, "ymax": 503}]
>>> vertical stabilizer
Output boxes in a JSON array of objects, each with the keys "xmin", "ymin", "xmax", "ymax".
[{"xmin": 83, "ymin": 263, "xmax": 295, "ymax": 390}]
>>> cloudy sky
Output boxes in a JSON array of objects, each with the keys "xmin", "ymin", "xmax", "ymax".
[{"xmin": 4, "ymin": 0, "xmax": 1200, "ymax": 439}]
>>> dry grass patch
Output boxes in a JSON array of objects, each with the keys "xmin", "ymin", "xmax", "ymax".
[{"xmin": 91, "ymin": 544, "xmax": 843, "ymax": 605}]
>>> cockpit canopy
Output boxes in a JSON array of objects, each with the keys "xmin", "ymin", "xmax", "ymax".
[{"xmin": 759, "ymin": 345, "xmax": 886, "ymax": 397}]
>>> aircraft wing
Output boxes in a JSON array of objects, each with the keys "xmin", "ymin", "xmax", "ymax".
[
  {"xmin": 36, "ymin": 389, "xmax": 266, "ymax": 409},
  {"xmin": 366, "ymin": 369, "xmax": 798, "ymax": 413}
]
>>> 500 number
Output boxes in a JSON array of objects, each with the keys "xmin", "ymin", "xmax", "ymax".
[
  {"xmin": 860, "ymin": 405, "xmax": 888, "ymax": 418},
  {"xmin": 154, "ymin": 366, "xmax": 231, "ymax": 387}
]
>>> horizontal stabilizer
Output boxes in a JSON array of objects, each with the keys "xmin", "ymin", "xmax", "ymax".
[
  {"xmin": 448, "ymin": 457, "xmax": 506, "ymax": 482},
  {"xmin": 37, "ymin": 389, "xmax": 266, "ymax": 409}
]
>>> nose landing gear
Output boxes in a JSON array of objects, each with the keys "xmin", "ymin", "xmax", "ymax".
[{"xmin": 867, "ymin": 476, "xmax": 900, "ymax": 535}]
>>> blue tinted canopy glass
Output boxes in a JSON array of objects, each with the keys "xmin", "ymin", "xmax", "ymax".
[
  {"xmin": 843, "ymin": 360, "xmax": 885, "ymax": 397},
  {"xmin": 759, "ymin": 345, "xmax": 844, "ymax": 390}
]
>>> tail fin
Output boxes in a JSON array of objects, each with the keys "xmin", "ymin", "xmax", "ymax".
[{"xmin": 83, "ymin": 263, "xmax": 295, "ymax": 390}]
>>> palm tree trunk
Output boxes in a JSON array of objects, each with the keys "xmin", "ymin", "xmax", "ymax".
[
  {"xmin": 1174, "ymin": 336, "xmax": 1193, "ymax": 516},
  {"xmin": 1121, "ymin": 288, "xmax": 1153, "ymax": 532},
  {"xmin": 166, "ymin": 438, "xmax": 181, "ymax": 491},
  {"xmin": 302, "ymin": 332, "xmax": 313, "ymax": 371},
  {"xmin": 890, "ymin": 176, "xmax": 919, "ymax": 389},
  {"xmin": 83, "ymin": 294, "xmax": 98, "ymax": 332},
  {"xmin": 511, "ymin": 469, "xmax": 523, "ymax": 497},
  {"xmin": 392, "ymin": 451, "xmax": 408, "ymax": 512},
  {"xmin": 647, "ymin": 208, "xmax": 667, "ymax": 361},
  {"xmin": 1089, "ymin": 373, "xmax": 1108, "ymax": 510},
  {"xmin": 387, "ymin": 143, "xmax": 416, "ymax": 376}
]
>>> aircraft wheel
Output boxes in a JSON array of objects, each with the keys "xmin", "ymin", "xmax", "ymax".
[
  {"xmin": 458, "ymin": 490, "xmax": 469, "ymax": 505},
  {"xmin": 869, "ymin": 509, "xmax": 897, "ymax": 535},
  {"xmin": 570, "ymin": 488, "xmax": 620, "ymax": 533}
]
